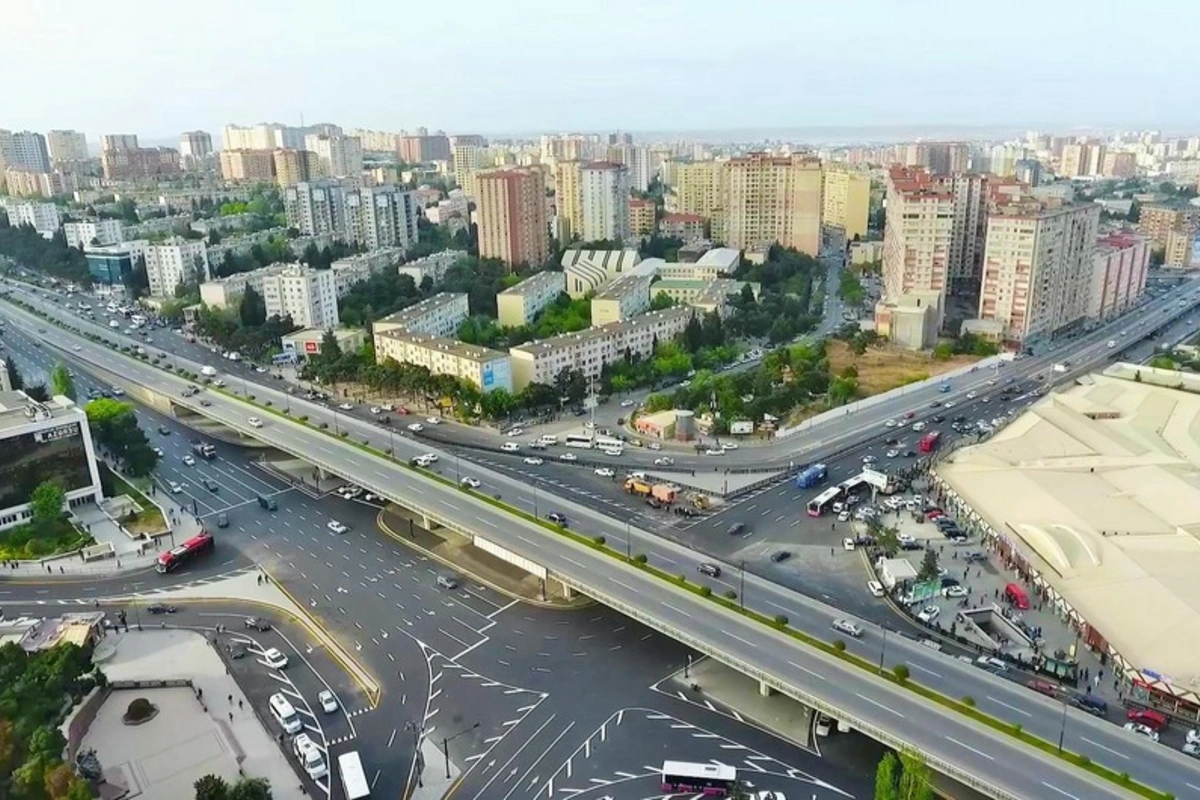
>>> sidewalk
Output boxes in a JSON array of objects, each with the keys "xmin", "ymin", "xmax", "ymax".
[{"xmin": 377, "ymin": 507, "xmax": 591, "ymax": 609}]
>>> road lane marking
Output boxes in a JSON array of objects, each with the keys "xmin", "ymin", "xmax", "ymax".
[
  {"xmin": 661, "ymin": 602, "xmax": 691, "ymax": 619},
  {"xmin": 945, "ymin": 736, "xmax": 993, "ymax": 760},
  {"xmin": 855, "ymin": 692, "xmax": 904, "ymax": 717},
  {"xmin": 1080, "ymin": 736, "xmax": 1129, "ymax": 760},
  {"xmin": 786, "ymin": 660, "xmax": 826, "ymax": 681},
  {"xmin": 1041, "ymin": 783, "xmax": 1082, "ymax": 800},
  {"xmin": 720, "ymin": 630, "xmax": 757, "ymax": 649},
  {"xmin": 908, "ymin": 662, "xmax": 942, "ymax": 679},
  {"xmin": 985, "ymin": 696, "xmax": 1032, "ymax": 718}
]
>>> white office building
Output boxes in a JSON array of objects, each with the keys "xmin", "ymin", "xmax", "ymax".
[
  {"xmin": 144, "ymin": 237, "xmax": 210, "ymax": 297},
  {"xmin": 260, "ymin": 264, "xmax": 339, "ymax": 329},
  {"xmin": 63, "ymin": 219, "xmax": 124, "ymax": 249}
]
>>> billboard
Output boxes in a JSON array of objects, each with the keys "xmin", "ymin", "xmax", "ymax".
[
  {"xmin": 730, "ymin": 420, "xmax": 754, "ymax": 435},
  {"xmin": 861, "ymin": 468, "xmax": 890, "ymax": 491}
]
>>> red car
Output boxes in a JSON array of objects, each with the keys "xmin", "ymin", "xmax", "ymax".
[
  {"xmin": 904, "ymin": 411, "xmax": 916, "ymax": 419},
  {"xmin": 1027, "ymin": 679, "xmax": 1060, "ymax": 698},
  {"xmin": 1127, "ymin": 708, "xmax": 1168, "ymax": 731},
  {"xmin": 925, "ymin": 509, "xmax": 945, "ymax": 520}
]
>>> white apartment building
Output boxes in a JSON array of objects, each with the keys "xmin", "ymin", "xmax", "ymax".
[
  {"xmin": 223, "ymin": 123, "xmax": 305, "ymax": 151},
  {"xmin": 329, "ymin": 248, "xmax": 405, "ymax": 297},
  {"xmin": 560, "ymin": 248, "xmax": 643, "ymax": 297},
  {"xmin": 4, "ymin": 131, "xmax": 50, "ymax": 173},
  {"xmin": 373, "ymin": 293, "xmax": 470, "ymax": 339},
  {"xmin": 580, "ymin": 162, "xmax": 632, "ymax": 243},
  {"xmin": 2, "ymin": 201, "xmax": 61, "ymax": 238},
  {"xmin": 305, "ymin": 134, "xmax": 363, "ymax": 178},
  {"xmin": 260, "ymin": 264, "xmax": 339, "ymax": 329},
  {"xmin": 63, "ymin": 219, "xmax": 124, "ymax": 249},
  {"xmin": 881, "ymin": 168, "xmax": 956, "ymax": 302},
  {"xmin": 397, "ymin": 250, "xmax": 464, "ymax": 288},
  {"xmin": 285, "ymin": 181, "xmax": 346, "ymax": 238},
  {"xmin": 343, "ymin": 186, "xmax": 420, "ymax": 252},
  {"xmin": 451, "ymin": 144, "xmax": 482, "ymax": 196},
  {"xmin": 144, "ymin": 237, "xmax": 210, "ymax": 297},
  {"xmin": 200, "ymin": 270, "xmax": 264, "ymax": 309},
  {"xmin": 178, "ymin": 131, "xmax": 214, "ymax": 169},
  {"xmin": 373, "ymin": 331, "xmax": 512, "ymax": 394},
  {"xmin": 509, "ymin": 306, "xmax": 695, "ymax": 391},
  {"xmin": 423, "ymin": 189, "xmax": 470, "ymax": 225},
  {"xmin": 616, "ymin": 144, "xmax": 653, "ymax": 192},
  {"xmin": 591, "ymin": 273, "xmax": 652, "ymax": 325},
  {"xmin": 497, "ymin": 271, "xmax": 566, "ymax": 327}
]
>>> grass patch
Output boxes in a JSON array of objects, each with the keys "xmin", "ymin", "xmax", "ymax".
[{"xmin": 827, "ymin": 339, "xmax": 978, "ymax": 397}]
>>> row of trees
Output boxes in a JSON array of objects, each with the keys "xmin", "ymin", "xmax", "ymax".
[
  {"xmin": 729, "ymin": 246, "xmax": 822, "ymax": 343},
  {"xmin": 0, "ymin": 220, "xmax": 90, "ymax": 286},
  {"xmin": 0, "ymin": 642, "xmax": 98, "ymax": 800},
  {"xmin": 193, "ymin": 775, "xmax": 273, "ymax": 800},
  {"xmin": 83, "ymin": 398, "xmax": 159, "ymax": 477}
]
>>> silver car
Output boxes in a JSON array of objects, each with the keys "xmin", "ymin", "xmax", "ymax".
[{"xmin": 831, "ymin": 618, "xmax": 863, "ymax": 638}]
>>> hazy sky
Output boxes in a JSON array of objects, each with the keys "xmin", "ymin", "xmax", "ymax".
[{"xmin": 4, "ymin": 0, "xmax": 1199, "ymax": 140}]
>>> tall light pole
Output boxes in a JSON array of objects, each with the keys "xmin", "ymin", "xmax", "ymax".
[
  {"xmin": 1057, "ymin": 696, "xmax": 1069, "ymax": 753},
  {"xmin": 442, "ymin": 722, "xmax": 479, "ymax": 779},
  {"xmin": 739, "ymin": 559, "xmax": 745, "ymax": 609},
  {"xmin": 878, "ymin": 625, "xmax": 890, "ymax": 672}
]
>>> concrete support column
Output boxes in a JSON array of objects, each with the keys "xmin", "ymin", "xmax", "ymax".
[
  {"xmin": 559, "ymin": 580, "xmax": 574, "ymax": 599},
  {"xmin": 316, "ymin": 467, "xmax": 330, "ymax": 482},
  {"xmin": 759, "ymin": 680, "xmax": 774, "ymax": 697},
  {"xmin": 420, "ymin": 514, "xmax": 434, "ymax": 531}
]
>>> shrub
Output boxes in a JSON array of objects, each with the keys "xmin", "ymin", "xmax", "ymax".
[
  {"xmin": 263, "ymin": 400, "xmax": 272, "ymax": 407},
  {"xmin": 340, "ymin": 430, "xmax": 349, "ymax": 437},
  {"xmin": 319, "ymin": 422, "xmax": 328, "ymax": 430},
  {"xmin": 699, "ymin": 586, "xmax": 712, "ymax": 597},
  {"xmin": 773, "ymin": 614, "xmax": 788, "ymax": 627},
  {"xmin": 723, "ymin": 589, "xmax": 737, "ymax": 600},
  {"xmin": 299, "ymin": 415, "xmax": 308, "ymax": 423},
  {"xmin": 892, "ymin": 664, "xmax": 910, "ymax": 683},
  {"xmin": 632, "ymin": 553, "xmax": 647, "ymax": 564},
  {"xmin": 122, "ymin": 697, "xmax": 157, "ymax": 724},
  {"xmin": 591, "ymin": 535, "xmax": 605, "ymax": 547},
  {"xmin": 961, "ymin": 696, "xmax": 975, "ymax": 707},
  {"xmin": 677, "ymin": 574, "xmax": 687, "ymax": 583},
  {"xmin": 833, "ymin": 639, "xmax": 846, "ymax": 652}
]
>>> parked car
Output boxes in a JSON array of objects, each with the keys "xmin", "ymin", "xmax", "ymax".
[
  {"xmin": 770, "ymin": 550, "xmax": 791, "ymax": 563},
  {"xmin": 1123, "ymin": 722, "xmax": 1159, "ymax": 742},
  {"xmin": 262, "ymin": 648, "xmax": 289, "ymax": 670},
  {"xmin": 916, "ymin": 605, "xmax": 940, "ymax": 624},
  {"xmin": 318, "ymin": 690, "xmax": 339, "ymax": 713}
]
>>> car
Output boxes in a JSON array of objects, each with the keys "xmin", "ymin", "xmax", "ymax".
[
  {"xmin": 653, "ymin": 457, "xmax": 674, "ymax": 466},
  {"xmin": 226, "ymin": 643, "xmax": 248, "ymax": 659},
  {"xmin": 460, "ymin": 477, "xmax": 481, "ymax": 488},
  {"xmin": 942, "ymin": 585, "xmax": 968, "ymax": 599},
  {"xmin": 337, "ymin": 403, "xmax": 353, "ymax": 411},
  {"xmin": 317, "ymin": 690, "xmax": 339, "ymax": 713},
  {"xmin": 407, "ymin": 422, "xmax": 424, "ymax": 432},
  {"xmin": 721, "ymin": 442, "xmax": 739, "ymax": 451},
  {"xmin": 248, "ymin": 416, "xmax": 263, "ymax": 428},
  {"xmin": 1027, "ymin": 679, "xmax": 1061, "ymax": 698},
  {"xmin": 559, "ymin": 452, "xmax": 578, "ymax": 462},
  {"xmin": 1126, "ymin": 708, "xmax": 1168, "ymax": 731},
  {"xmin": 966, "ymin": 391, "xmax": 977, "ymax": 399},
  {"xmin": 523, "ymin": 456, "xmax": 544, "ymax": 466},
  {"xmin": 862, "ymin": 454, "xmax": 877, "ymax": 463},
  {"xmin": 153, "ymin": 447, "xmax": 165, "ymax": 457},
  {"xmin": 931, "ymin": 415, "xmax": 945, "ymax": 423},
  {"xmin": 1187, "ymin": 729, "xmax": 1200, "ymax": 746},
  {"xmin": 770, "ymin": 550, "xmax": 791, "ymax": 563},
  {"xmin": 157, "ymin": 425, "xmax": 170, "ymax": 435},
  {"xmin": 201, "ymin": 478, "xmax": 219, "ymax": 493},
  {"xmin": 547, "ymin": 512, "xmax": 568, "ymax": 526},
  {"xmin": 703, "ymin": 448, "xmax": 725, "ymax": 456},
  {"xmin": 146, "ymin": 603, "xmax": 177, "ymax": 614},
  {"xmin": 884, "ymin": 418, "xmax": 897, "ymax": 427},
  {"xmin": 831, "ymin": 618, "xmax": 863, "ymax": 638},
  {"xmin": 168, "ymin": 481, "xmax": 183, "ymax": 494},
  {"xmin": 620, "ymin": 399, "xmax": 635, "ymax": 407},
  {"xmin": 944, "ymin": 400, "xmax": 956, "ymax": 408},
  {"xmin": 601, "ymin": 447, "xmax": 623, "ymax": 456},
  {"xmin": 72, "ymin": 344, "xmax": 81, "ymax": 351},
  {"xmin": 903, "ymin": 450, "xmax": 917, "ymax": 458},
  {"xmin": 1184, "ymin": 742, "xmax": 1200, "ymax": 758},
  {"xmin": 1123, "ymin": 722, "xmax": 1159, "ymax": 742},
  {"xmin": 244, "ymin": 617, "xmax": 272, "ymax": 631},
  {"xmin": 594, "ymin": 467, "xmax": 615, "ymax": 477},
  {"xmin": 837, "ymin": 510, "xmax": 850, "ymax": 522},
  {"xmin": 262, "ymin": 648, "xmax": 289, "ymax": 669},
  {"xmin": 886, "ymin": 449, "xmax": 899, "ymax": 458},
  {"xmin": 426, "ymin": 417, "xmax": 442, "ymax": 425},
  {"xmin": 867, "ymin": 580, "xmax": 885, "ymax": 597},
  {"xmin": 327, "ymin": 520, "xmax": 348, "ymax": 534},
  {"xmin": 916, "ymin": 605, "xmax": 940, "ymax": 624},
  {"xmin": 370, "ymin": 406, "xmax": 381, "ymax": 414},
  {"xmin": 182, "ymin": 456, "xmax": 195, "ymax": 470}
]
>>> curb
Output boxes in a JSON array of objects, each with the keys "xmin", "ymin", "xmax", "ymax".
[{"xmin": 375, "ymin": 509, "xmax": 593, "ymax": 611}]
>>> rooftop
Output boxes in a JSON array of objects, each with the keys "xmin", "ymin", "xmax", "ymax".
[
  {"xmin": 593, "ymin": 272, "xmax": 650, "ymax": 301},
  {"xmin": 936, "ymin": 367, "xmax": 1200, "ymax": 690},
  {"xmin": 498, "ymin": 271, "xmax": 564, "ymax": 297},
  {"xmin": 376, "ymin": 329, "xmax": 507, "ymax": 364},
  {"xmin": 0, "ymin": 391, "xmax": 82, "ymax": 432},
  {"xmin": 512, "ymin": 306, "xmax": 694, "ymax": 356},
  {"xmin": 376, "ymin": 292, "xmax": 466, "ymax": 328}
]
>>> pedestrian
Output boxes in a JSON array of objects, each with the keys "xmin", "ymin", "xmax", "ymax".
[
  {"xmin": 238, "ymin": 699, "xmax": 243, "ymax": 710},
  {"xmin": 229, "ymin": 711, "xmax": 233, "ymax": 723},
  {"xmin": 830, "ymin": 547, "xmax": 834, "ymax": 557},
  {"xmin": 228, "ymin": 693, "xmax": 233, "ymax": 704},
  {"xmin": 197, "ymin": 687, "xmax": 203, "ymax": 700},
  {"xmin": 59, "ymin": 566, "xmax": 64, "ymax": 574},
  {"xmin": 1098, "ymin": 669, "xmax": 1104, "ymax": 681}
]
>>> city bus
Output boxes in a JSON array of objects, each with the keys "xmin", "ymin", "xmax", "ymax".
[
  {"xmin": 156, "ymin": 531, "xmax": 214, "ymax": 573},
  {"xmin": 594, "ymin": 435, "xmax": 623, "ymax": 450},
  {"xmin": 661, "ymin": 760, "xmax": 737, "ymax": 796},
  {"xmin": 563, "ymin": 434, "xmax": 594, "ymax": 449},
  {"xmin": 338, "ymin": 751, "xmax": 370, "ymax": 799},
  {"xmin": 806, "ymin": 486, "xmax": 842, "ymax": 517}
]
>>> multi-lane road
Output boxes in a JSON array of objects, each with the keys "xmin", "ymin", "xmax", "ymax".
[{"xmin": 8, "ymin": 281, "xmax": 1200, "ymax": 797}]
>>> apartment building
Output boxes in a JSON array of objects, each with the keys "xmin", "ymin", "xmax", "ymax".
[
  {"xmin": 1101, "ymin": 151, "xmax": 1136, "ymax": 179},
  {"xmin": 553, "ymin": 160, "xmax": 584, "ymax": 242},
  {"xmin": 343, "ymin": 185, "xmax": 420, "ymax": 252},
  {"xmin": 219, "ymin": 149, "xmax": 276, "ymax": 182},
  {"xmin": 723, "ymin": 153, "xmax": 822, "ymax": 256},
  {"xmin": 497, "ymin": 271, "xmax": 566, "ymax": 327},
  {"xmin": 144, "ymin": 237, "xmax": 209, "ymax": 297},
  {"xmin": 591, "ymin": 272, "xmax": 652, "ymax": 325},
  {"xmin": 285, "ymin": 181, "xmax": 347, "ymax": 238},
  {"xmin": 101, "ymin": 146, "xmax": 181, "ymax": 181},
  {"xmin": 398, "ymin": 134, "xmax": 451, "ymax": 163},
  {"xmin": 1139, "ymin": 203, "xmax": 1200, "ymax": 268},
  {"xmin": 348, "ymin": 129, "xmax": 402, "ymax": 153},
  {"xmin": 476, "ymin": 168, "xmax": 550, "ymax": 268},
  {"xmin": 0, "ymin": 131, "xmax": 50, "ymax": 173},
  {"xmin": 178, "ymin": 131, "xmax": 213, "ymax": 169},
  {"xmin": 200, "ymin": 269, "xmax": 266, "ymax": 309},
  {"xmin": 821, "ymin": 165, "xmax": 870, "ymax": 241},
  {"xmin": 975, "ymin": 198, "xmax": 1101, "ymax": 345},
  {"xmin": 2, "ymin": 169, "xmax": 78, "ymax": 198},
  {"xmin": 373, "ymin": 293, "xmax": 470, "ymax": 339},
  {"xmin": 258, "ymin": 264, "xmax": 339, "ymax": 329},
  {"xmin": 84, "ymin": 243, "xmax": 137, "ymax": 285},
  {"xmin": 659, "ymin": 212, "xmax": 704, "ymax": 242},
  {"xmin": 509, "ymin": 306, "xmax": 695, "ymax": 391},
  {"xmin": 900, "ymin": 142, "xmax": 970, "ymax": 175},
  {"xmin": 223, "ymin": 123, "xmax": 306, "ymax": 151},
  {"xmin": 652, "ymin": 278, "xmax": 757, "ymax": 316},
  {"xmin": 668, "ymin": 160, "xmax": 726, "ymax": 241},
  {"xmin": 396, "ymin": 250, "xmax": 465, "ymax": 288},
  {"xmin": 273, "ymin": 148, "xmax": 320, "ymax": 187},
  {"xmin": 100, "ymin": 134, "xmax": 139, "ymax": 154},
  {"xmin": 627, "ymin": 198, "xmax": 656, "ymax": 241},
  {"xmin": 305, "ymin": 134, "xmax": 363, "ymax": 178},
  {"xmin": 63, "ymin": 219, "xmax": 123, "ymax": 249},
  {"xmin": 580, "ymin": 162, "xmax": 631, "ymax": 243},
  {"xmin": 1060, "ymin": 141, "xmax": 1106, "ymax": 178},
  {"xmin": 560, "ymin": 248, "xmax": 643, "ymax": 297},
  {"xmin": 451, "ymin": 143, "xmax": 482, "ymax": 196},
  {"xmin": 329, "ymin": 249, "xmax": 405, "ymax": 296},
  {"xmin": 374, "ymin": 331, "xmax": 512, "ymax": 393},
  {"xmin": 1089, "ymin": 231, "xmax": 1150, "ymax": 320},
  {"xmin": 2, "ymin": 201, "xmax": 60, "ymax": 238},
  {"xmin": 46, "ymin": 130, "xmax": 88, "ymax": 164},
  {"xmin": 423, "ymin": 189, "xmax": 469, "ymax": 225}
]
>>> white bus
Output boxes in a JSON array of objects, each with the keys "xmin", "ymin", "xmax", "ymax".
[
  {"xmin": 564, "ymin": 434, "xmax": 594, "ymax": 449},
  {"xmin": 806, "ymin": 486, "xmax": 842, "ymax": 517},
  {"xmin": 660, "ymin": 760, "xmax": 737, "ymax": 796},
  {"xmin": 594, "ymin": 435, "xmax": 623, "ymax": 451},
  {"xmin": 338, "ymin": 751, "xmax": 370, "ymax": 799}
]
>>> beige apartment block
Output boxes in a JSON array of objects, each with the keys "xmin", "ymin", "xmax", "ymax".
[
  {"xmin": 629, "ymin": 198, "xmax": 656, "ymax": 239},
  {"xmin": 723, "ymin": 153, "xmax": 822, "ymax": 256},
  {"xmin": 219, "ymin": 149, "xmax": 275, "ymax": 182},
  {"xmin": 476, "ymin": 168, "xmax": 549, "ymax": 268},
  {"xmin": 497, "ymin": 271, "xmax": 566, "ymax": 328},
  {"xmin": 668, "ymin": 159, "xmax": 727, "ymax": 240},
  {"xmin": 553, "ymin": 159, "xmax": 584, "ymax": 242},
  {"xmin": 374, "ymin": 330, "xmax": 512, "ymax": 393},
  {"xmin": 273, "ymin": 148, "xmax": 320, "ymax": 187},
  {"xmin": 373, "ymin": 292, "xmax": 470, "ymax": 339},
  {"xmin": 882, "ymin": 168, "xmax": 956, "ymax": 301},
  {"xmin": 659, "ymin": 212, "xmax": 705, "ymax": 242},
  {"xmin": 591, "ymin": 273, "xmax": 652, "ymax": 325},
  {"xmin": 822, "ymin": 165, "xmax": 870, "ymax": 241}
]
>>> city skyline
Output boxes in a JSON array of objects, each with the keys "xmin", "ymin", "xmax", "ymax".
[{"xmin": 4, "ymin": 0, "xmax": 1200, "ymax": 139}]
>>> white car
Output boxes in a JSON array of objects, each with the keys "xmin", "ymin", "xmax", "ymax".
[
  {"xmin": 370, "ymin": 406, "xmax": 381, "ymax": 414},
  {"xmin": 704, "ymin": 448, "xmax": 725, "ymax": 456},
  {"xmin": 721, "ymin": 442, "xmax": 739, "ymax": 450},
  {"xmin": 620, "ymin": 399, "xmax": 635, "ymax": 408},
  {"xmin": 886, "ymin": 449, "xmax": 899, "ymax": 458},
  {"xmin": 293, "ymin": 733, "xmax": 328, "ymax": 779},
  {"xmin": 911, "ymin": 421, "xmax": 926, "ymax": 432},
  {"xmin": 837, "ymin": 510, "xmax": 850, "ymax": 522},
  {"xmin": 602, "ymin": 447, "xmax": 623, "ymax": 456},
  {"xmin": 966, "ymin": 392, "xmax": 977, "ymax": 400},
  {"xmin": 182, "ymin": 455, "xmax": 195, "ymax": 466},
  {"xmin": 867, "ymin": 580, "xmax": 885, "ymax": 597},
  {"xmin": 884, "ymin": 418, "xmax": 897, "ymax": 427},
  {"xmin": 317, "ymin": 690, "xmax": 339, "ymax": 713},
  {"xmin": 168, "ymin": 481, "xmax": 184, "ymax": 494},
  {"xmin": 426, "ymin": 417, "xmax": 442, "ymax": 425},
  {"xmin": 262, "ymin": 648, "xmax": 289, "ymax": 669},
  {"xmin": 508, "ymin": 427, "xmax": 524, "ymax": 436},
  {"xmin": 862, "ymin": 454, "xmax": 877, "ymax": 463},
  {"xmin": 460, "ymin": 477, "xmax": 481, "ymax": 488},
  {"xmin": 248, "ymin": 416, "xmax": 263, "ymax": 428},
  {"xmin": 420, "ymin": 453, "xmax": 439, "ymax": 463},
  {"xmin": 1124, "ymin": 722, "xmax": 1159, "ymax": 742},
  {"xmin": 72, "ymin": 344, "xmax": 81, "ymax": 351},
  {"xmin": 1184, "ymin": 741, "xmax": 1200, "ymax": 758},
  {"xmin": 559, "ymin": 452, "xmax": 578, "ymax": 461},
  {"xmin": 327, "ymin": 521, "xmax": 348, "ymax": 534},
  {"xmin": 831, "ymin": 618, "xmax": 863, "ymax": 638},
  {"xmin": 942, "ymin": 585, "xmax": 968, "ymax": 599},
  {"xmin": 523, "ymin": 457, "xmax": 544, "ymax": 466},
  {"xmin": 407, "ymin": 422, "xmax": 425, "ymax": 432},
  {"xmin": 594, "ymin": 467, "xmax": 615, "ymax": 477},
  {"xmin": 338, "ymin": 403, "xmax": 353, "ymax": 411},
  {"xmin": 944, "ymin": 400, "xmax": 956, "ymax": 408},
  {"xmin": 653, "ymin": 457, "xmax": 674, "ymax": 466},
  {"xmin": 916, "ymin": 605, "xmax": 940, "ymax": 624},
  {"xmin": 153, "ymin": 447, "xmax": 165, "ymax": 456},
  {"xmin": 1187, "ymin": 729, "xmax": 1200, "ymax": 746},
  {"xmin": 897, "ymin": 532, "xmax": 915, "ymax": 544},
  {"xmin": 843, "ymin": 537, "xmax": 856, "ymax": 551}
]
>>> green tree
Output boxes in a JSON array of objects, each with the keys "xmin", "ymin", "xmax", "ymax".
[
  {"xmin": 1149, "ymin": 355, "xmax": 1177, "ymax": 370},
  {"xmin": 24, "ymin": 383, "xmax": 50, "ymax": 402},
  {"xmin": 29, "ymin": 481, "xmax": 66, "ymax": 525},
  {"xmin": 897, "ymin": 749, "xmax": 934, "ymax": 800},
  {"xmin": 874, "ymin": 750, "xmax": 901, "ymax": 800},
  {"xmin": 4, "ymin": 357, "xmax": 23, "ymax": 391},
  {"xmin": 932, "ymin": 342, "xmax": 954, "ymax": 361},
  {"xmin": 50, "ymin": 362, "xmax": 76, "ymax": 400},
  {"xmin": 828, "ymin": 376, "xmax": 858, "ymax": 406},
  {"xmin": 85, "ymin": 398, "xmax": 159, "ymax": 477},
  {"xmin": 650, "ymin": 290, "xmax": 675, "ymax": 311},
  {"xmin": 239, "ymin": 284, "xmax": 267, "ymax": 327},
  {"xmin": 194, "ymin": 774, "xmax": 231, "ymax": 800},
  {"xmin": 479, "ymin": 387, "xmax": 518, "ymax": 420},
  {"xmin": 917, "ymin": 548, "xmax": 939, "ymax": 583}
]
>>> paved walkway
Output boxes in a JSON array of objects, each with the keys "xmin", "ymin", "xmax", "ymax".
[{"xmin": 680, "ymin": 657, "xmax": 814, "ymax": 749}]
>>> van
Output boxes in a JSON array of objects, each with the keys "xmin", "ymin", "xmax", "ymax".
[
  {"xmin": 500, "ymin": 441, "xmax": 520, "ymax": 452},
  {"xmin": 269, "ymin": 693, "xmax": 302, "ymax": 734},
  {"xmin": 538, "ymin": 434, "xmax": 558, "ymax": 446},
  {"xmin": 1071, "ymin": 693, "xmax": 1108, "ymax": 717},
  {"xmin": 257, "ymin": 495, "xmax": 278, "ymax": 511}
]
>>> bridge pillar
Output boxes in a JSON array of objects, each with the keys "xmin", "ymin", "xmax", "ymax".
[
  {"xmin": 758, "ymin": 680, "xmax": 774, "ymax": 697},
  {"xmin": 559, "ymin": 580, "xmax": 574, "ymax": 599},
  {"xmin": 420, "ymin": 513, "xmax": 435, "ymax": 531}
]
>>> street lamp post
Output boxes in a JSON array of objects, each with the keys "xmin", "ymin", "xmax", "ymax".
[
  {"xmin": 625, "ymin": 520, "xmax": 631, "ymax": 560},
  {"xmin": 1057, "ymin": 696, "xmax": 1069, "ymax": 753},
  {"xmin": 739, "ymin": 559, "xmax": 745, "ymax": 609},
  {"xmin": 684, "ymin": 653, "xmax": 692, "ymax": 680},
  {"xmin": 442, "ymin": 722, "xmax": 479, "ymax": 779},
  {"xmin": 878, "ymin": 625, "xmax": 890, "ymax": 672}
]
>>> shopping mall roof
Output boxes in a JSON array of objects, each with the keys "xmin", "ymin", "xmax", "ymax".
[{"xmin": 936, "ymin": 366, "xmax": 1200, "ymax": 688}]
